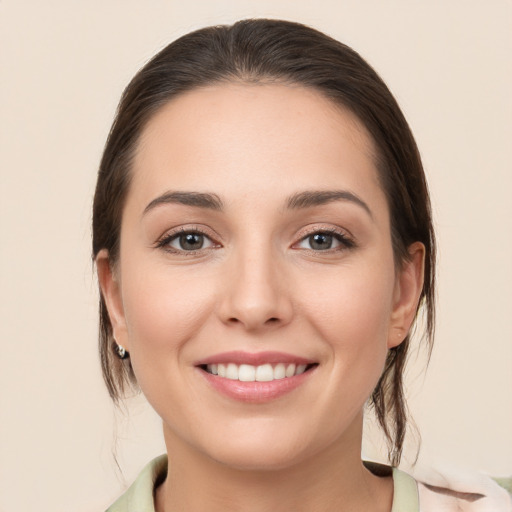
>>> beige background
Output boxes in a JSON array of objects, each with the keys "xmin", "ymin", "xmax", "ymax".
[{"xmin": 1, "ymin": 1, "xmax": 511, "ymax": 511}]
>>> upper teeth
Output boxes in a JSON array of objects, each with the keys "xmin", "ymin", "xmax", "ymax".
[{"xmin": 206, "ymin": 363, "xmax": 308, "ymax": 382}]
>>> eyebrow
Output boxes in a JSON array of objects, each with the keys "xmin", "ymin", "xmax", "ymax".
[
  {"xmin": 143, "ymin": 191, "xmax": 224, "ymax": 215},
  {"xmin": 143, "ymin": 189, "xmax": 372, "ymax": 219},
  {"xmin": 286, "ymin": 190, "xmax": 373, "ymax": 218}
]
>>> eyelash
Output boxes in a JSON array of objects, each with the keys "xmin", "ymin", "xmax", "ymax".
[
  {"xmin": 155, "ymin": 227, "xmax": 218, "ymax": 255},
  {"xmin": 155, "ymin": 226, "xmax": 356, "ymax": 255},
  {"xmin": 293, "ymin": 227, "xmax": 356, "ymax": 253}
]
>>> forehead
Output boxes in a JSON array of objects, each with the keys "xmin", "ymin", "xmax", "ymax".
[{"xmin": 130, "ymin": 83, "xmax": 384, "ymax": 211}]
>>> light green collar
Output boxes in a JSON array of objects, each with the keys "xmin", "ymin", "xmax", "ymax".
[
  {"xmin": 391, "ymin": 466, "xmax": 420, "ymax": 511},
  {"xmin": 106, "ymin": 455, "xmax": 167, "ymax": 512}
]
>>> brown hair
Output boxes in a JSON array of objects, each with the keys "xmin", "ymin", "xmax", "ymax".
[{"xmin": 92, "ymin": 18, "xmax": 435, "ymax": 466}]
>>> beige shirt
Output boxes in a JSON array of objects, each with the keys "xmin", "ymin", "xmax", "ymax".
[{"xmin": 106, "ymin": 455, "xmax": 512, "ymax": 512}]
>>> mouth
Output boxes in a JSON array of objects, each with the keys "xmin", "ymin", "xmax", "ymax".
[
  {"xmin": 195, "ymin": 351, "xmax": 318, "ymax": 403},
  {"xmin": 199, "ymin": 362, "xmax": 317, "ymax": 382}
]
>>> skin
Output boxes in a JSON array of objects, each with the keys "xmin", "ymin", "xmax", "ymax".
[{"xmin": 97, "ymin": 83, "xmax": 425, "ymax": 512}]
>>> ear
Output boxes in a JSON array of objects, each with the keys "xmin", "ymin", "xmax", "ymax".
[
  {"xmin": 388, "ymin": 242, "xmax": 425, "ymax": 348},
  {"xmin": 96, "ymin": 249, "xmax": 130, "ymax": 351}
]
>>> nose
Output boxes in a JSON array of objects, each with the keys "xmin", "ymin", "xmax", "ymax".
[{"xmin": 217, "ymin": 247, "xmax": 293, "ymax": 331}]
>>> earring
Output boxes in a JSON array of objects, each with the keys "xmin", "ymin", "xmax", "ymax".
[{"xmin": 115, "ymin": 343, "xmax": 129, "ymax": 359}]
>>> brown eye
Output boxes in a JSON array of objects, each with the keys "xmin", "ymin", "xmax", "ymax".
[
  {"xmin": 308, "ymin": 233, "xmax": 333, "ymax": 250},
  {"xmin": 162, "ymin": 231, "xmax": 215, "ymax": 252},
  {"xmin": 178, "ymin": 233, "xmax": 205, "ymax": 250},
  {"xmin": 295, "ymin": 230, "xmax": 355, "ymax": 252}
]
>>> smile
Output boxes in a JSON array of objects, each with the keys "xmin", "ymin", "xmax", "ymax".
[
  {"xmin": 205, "ymin": 363, "xmax": 309, "ymax": 381},
  {"xmin": 196, "ymin": 351, "xmax": 318, "ymax": 403}
]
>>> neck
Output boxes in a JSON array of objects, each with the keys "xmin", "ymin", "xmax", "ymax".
[{"xmin": 155, "ymin": 415, "xmax": 393, "ymax": 512}]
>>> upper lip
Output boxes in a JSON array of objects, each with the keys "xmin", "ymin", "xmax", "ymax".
[{"xmin": 195, "ymin": 351, "xmax": 316, "ymax": 367}]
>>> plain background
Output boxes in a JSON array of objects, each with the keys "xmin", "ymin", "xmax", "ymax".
[{"xmin": 0, "ymin": 1, "xmax": 511, "ymax": 511}]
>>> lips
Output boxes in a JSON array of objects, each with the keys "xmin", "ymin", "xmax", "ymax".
[
  {"xmin": 206, "ymin": 362, "xmax": 308, "ymax": 382},
  {"xmin": 195, "ymin": 351, "xmax": 318, "ymax": 403}
]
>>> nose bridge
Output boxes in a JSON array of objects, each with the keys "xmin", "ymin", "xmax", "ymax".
[{"xmin": 219, "ymin": 235, "xmax": 292, "ymax": 330}]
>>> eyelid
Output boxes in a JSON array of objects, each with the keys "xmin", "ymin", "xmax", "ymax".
[
  {"xmin": 153, "ymin": 223, "xmax": 355, "ymax": 254},
  {"xmin": 155, "ymin": 225, "xmax": 221, "ymax": 254},
  {"xmin": 292, "ymin": 224, "xmax": 356, "ymax": 251}
]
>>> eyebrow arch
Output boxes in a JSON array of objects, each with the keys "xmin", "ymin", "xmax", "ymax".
[
  {"xmin": 143, "ymin": 191, "xmax": 224, "ymax": 216},
  {"xmin": 286, "ymin": 190, "xmax": 373, "ymax": 219}
]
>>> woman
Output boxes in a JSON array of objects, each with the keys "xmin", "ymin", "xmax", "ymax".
[{"xmin": 93, "ymin": 19, "xmax": 511, "ymax": 512}]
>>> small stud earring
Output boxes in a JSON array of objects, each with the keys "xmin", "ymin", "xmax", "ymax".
[{"xmin": 115, "ymin": 343, "xmax": 129, "ymax": 359}]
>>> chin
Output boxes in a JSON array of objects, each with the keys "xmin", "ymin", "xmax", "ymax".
[
  {"xmin": 209, "ymin": 441, "xmax": 309, "ymax": 472},
  {"xmin": 194, "ymin": 419, "xmax": 329, "ymax": 472}
]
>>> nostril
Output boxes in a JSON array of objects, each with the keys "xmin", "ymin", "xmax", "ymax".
[{"xmin": 227, "ymin": 317, "xmax": 279, "ymax": 325}]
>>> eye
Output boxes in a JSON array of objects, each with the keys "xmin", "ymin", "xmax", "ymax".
[
  {"xmin": 157, "ymin": 229, "xmax": 217, "ymax": 253},
  {"xmin": 295, "ymin": 230, "xmax": 354, "ymax": 251}
]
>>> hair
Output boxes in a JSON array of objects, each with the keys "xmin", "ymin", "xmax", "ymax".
[{"xmin": 92, "ymin": 18, "xmax": 436, "ymax": 467}]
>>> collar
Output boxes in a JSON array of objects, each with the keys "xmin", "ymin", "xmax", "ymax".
[{"xmin": 106, "ymin": 455, "xmax": 420, "ymax": 512}]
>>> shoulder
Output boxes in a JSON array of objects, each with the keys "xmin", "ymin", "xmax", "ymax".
[
  {"xmin": 105, "ymin": 455, "xmax": 168, "ymax": 512},
  {"xmin": 411, "ymin": 465, "xmax": 512, "ymax": 512}
]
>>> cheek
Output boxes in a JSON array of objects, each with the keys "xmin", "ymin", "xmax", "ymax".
[
  {"xmin": 297, "ymin": 261, "xmax": 395, "ymax": 387},
  {"xmin": 301, "ymin": 265, "xmax": 394, "ymax": 342},
  {"xmin": 120, "ymin": 261, "xmax": 217, "ymax": 363}
]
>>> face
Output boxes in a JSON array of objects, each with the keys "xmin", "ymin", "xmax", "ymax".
[{"xmin": 98, "ymin": 83, "xmax": 423, "ymax": 470}]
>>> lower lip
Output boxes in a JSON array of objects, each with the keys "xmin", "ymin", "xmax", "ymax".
[{"xmin": 198, "ymin": 367, "xmax": 316, "ymax": 403}]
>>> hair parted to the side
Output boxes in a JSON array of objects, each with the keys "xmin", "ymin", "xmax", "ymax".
[{"xmin": 92, "ymin": 18, "xmax": 436, "ymax": 467}]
